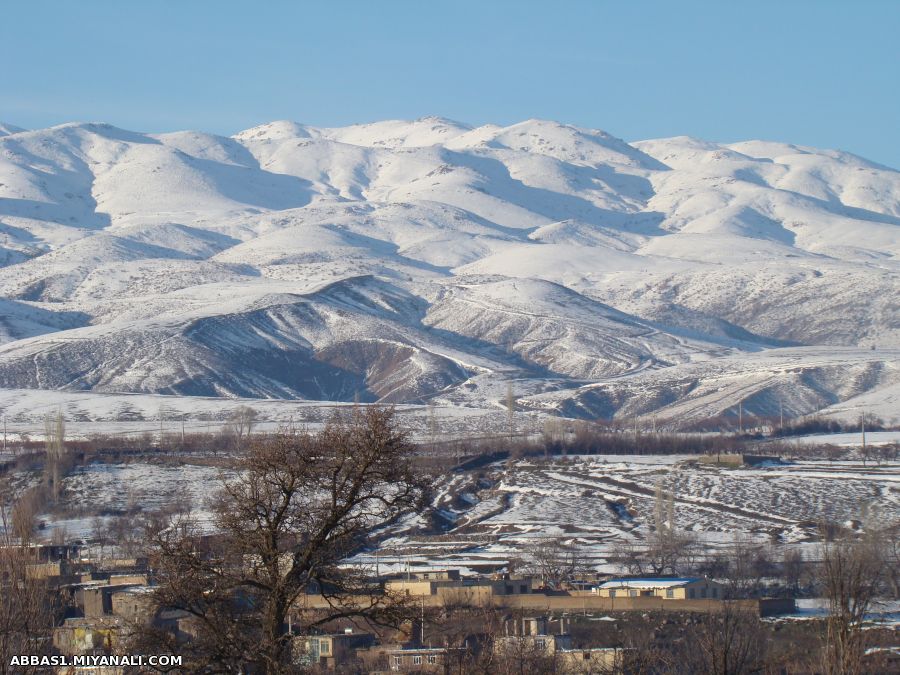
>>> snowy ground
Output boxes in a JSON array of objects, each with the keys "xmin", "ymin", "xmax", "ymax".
[
  {"xmin": 0, "ymin": 387, "xmax": 542, "ymax": 443},
  {"xmin": 13, "ymin": 448, "xmax": 899, "ymax": 571},
  {"xmin": 773, "ymin": 599, "xmax": 900, "ymax": 629},
  {"xmin": 37, "ymin": 462, "xmax": 227, "ymax": 541},
  {"xmin": 362, "ymin": 454, "xmax": 900, "ymax": 572},
  {"xmin": 778, "ymin": 431, "xmax": 900, "ymax": 447}
]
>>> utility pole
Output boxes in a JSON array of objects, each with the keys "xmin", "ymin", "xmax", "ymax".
[{"xmin": 738, "ymin": 402, "xmax": 743, "ymax": 435}]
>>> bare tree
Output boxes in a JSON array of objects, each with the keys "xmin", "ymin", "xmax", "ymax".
[
  {"xmin": 43, "ymin": 410, "xmax": 66, "ymax": 501},
  {"xmin": 614, "ymin": 478, "xmax": 697, "ymax": 576},
  {"xmin": 617, "ymin": 617, "xmax": 678, "ymax": 675},
  {"xmin": 108, "ymin": 513, "xmax": 140, "ymax": 557},
  {"xmin": 10, "ymin": 486, "xmax": 43, "ymax": 545},
  {"xmin": 0, "ymin": 500, "xmax": 56, "ymax": 674},
  {"xmin": 885, "ymin": 523, "xmax": 900, "ymax": 599},
  {"xmin": 669, "ymin": 535, "xmax": 773, "ymax": 674},
  {"xmin": 91, "ymin": 515, "xmax": 111, "ymax": 561},
  {"xmin": 427, "ymin": 401, "xmax": 438, "ymax": 451},
  {"xmin": 491, "ymin": 637, "xmax": 558, "ymax": 675},
  {"xmin": 541, "ymin": 418, "xmax": 565, "ymax": 455},
  {"xmin": 225, "ymin": 405, "xmax": 258, "ymax": 452},
  {"xmin": 522, "ymin": 537, "xmax": 592, "ymax": 588},
  {"xmin": 782, "ymin": 547, "xmax": 805, "ymax": 597},
  {"xmin": 819, "ymin": 527, "xmax": 886, "ymax": 675},
  {"xmin": 50, "ymin": 524, "xmax": 68, "ymax": 546},
  {"xmin": 429, "ymin": 604, "xmax": 568, "ymax": 675},
  {"xmin": 721, "ymin": 536, "xmax": 776, "ymax": 599},
  {"xmin": 506, "ymin": 383, "xmax": 516, "ymax": 439},
  {"xmin": 681, "ymin": 601, "xmax": 768, "ymax": 675},
  {"xmin": 136, "ymin": 407, "xmax": 427, "ymax": 673}
]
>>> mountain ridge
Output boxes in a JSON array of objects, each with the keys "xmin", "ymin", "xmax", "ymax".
[{"xmin": 0, "ymin": 117, "xmax": 897, "ymax": 423}]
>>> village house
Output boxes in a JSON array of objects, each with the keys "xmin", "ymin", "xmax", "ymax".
[
  {"xmin": 53, "ymin": 616, "xmax": 123, "ymax": 658},
  {"xmin": 386, "ymin": 574, "xmax": 534, "ymax": 605},
  {"xmin": 109, "ymin": 585, "xmax": 154, "ymax": 622},
  {"xmin": 82, "ymin": 584, "xmax": 146, "ymax": 618},
  {"xmin": 593, "ymin": 576, "xmax": 723, "ymax": 600},
  {"xmin": 25, "ymin": 560, "xmax": 72, "ymax": 580},
  {"xmin": 494, "ymin": 615, "xmax": 572, "ymax": 656},
  {"xmin": 557, "ymin": 647, "xmax": 631, "ymax": 673},
  {"xmin": 290, "ymin": 629, "xmax": 375, "ymax": 669},
  {"xmin": 381, "ymin": 646, "xmax": 467, "ymax": 673},
  {"xmin": 401, "ymin": 568, "xmax": 461, "ymax": 581},
  {"xmin": 2, "ymin": 542, "xmax": 81, "ymax": 563}
]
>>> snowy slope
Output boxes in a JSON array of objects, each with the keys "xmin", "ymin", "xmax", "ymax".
[
  {"xmin": 517, "ymin": 347, "xmax": 900, "ymax": 423},
  {"xmin": 0, "ymin": 118, "xmax": 897, "ymax": 422}
]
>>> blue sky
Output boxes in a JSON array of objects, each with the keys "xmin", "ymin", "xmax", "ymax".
[{"xmin": 2, "ymin": 1, "xmax": 898, "ymax": 168}]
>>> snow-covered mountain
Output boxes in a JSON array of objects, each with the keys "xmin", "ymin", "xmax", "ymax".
[{"xmin": 0, "ymin": 118, "xmax": 897, "ymax": 423}]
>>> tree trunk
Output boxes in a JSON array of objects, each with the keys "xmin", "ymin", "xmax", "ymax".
[{"xmin": 262, "ymin": 593, "xmax": 288, "ymax": 674}]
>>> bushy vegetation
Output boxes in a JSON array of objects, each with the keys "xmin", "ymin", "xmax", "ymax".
[{"xmin": 771, "ymin": 413, "xmax": 886, "ymax": 438}]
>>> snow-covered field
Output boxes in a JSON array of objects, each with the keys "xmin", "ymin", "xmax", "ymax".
[
  {"xmin": 371, "ymin": 455, "xmax": 900, "ymax": 572},
  {"xmin": 41, "ymin": 462, "xmax": 227, "ymax": 540},
  {"xmin": 778, "ymin": 599, "xmax": 900, "ymax": 629},
  {"xmin": 779, "ymin": 431, "xmax": 900, "ymax": 447},
  {"xmin": 0, "ymin": 387, "xmax": 542, "ymax": 443},
  {"xmin": 0, "ymin": 117, "xmax": 897, "ymax": 424},
  {"xmin": 14, "ymin": 449, "xmax": 897, "ymax": 574}
]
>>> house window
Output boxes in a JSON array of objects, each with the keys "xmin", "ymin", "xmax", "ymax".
[
  {"xmin": 712, "ymin": 587, "xmax": 718, "ymax": 598},
  {"xmin": 428, "ymin": 655, "xmax": 437, "ymax": 664},
  {"xmin": 393, "ymin": 656, "xmax": 402, "ymax": 666},
  {"xmin": 413, "ymin": 655, "xmax": 422, "ymax": 665},
  {"xmin": 701, "ymin": 588, "xmax": 707, "ymax": 598},
  {"xmin": 689, "ymin": 588, "xmax": 695, "ymax": 599},
  {"xmin": 321, "ymin": 641, "xmax": 330, "ymax": 654},
  {"xmin": 608, "ymin": 589, "xmax": 616, "ymax": 598},
  {"xmin": 666, "ymin": 589, "xmax": 674, "ymax": 598},
  {"xmin": 520, "ymin": 584, "xmax": 528, "ymax": 593},
  {"xmin": 629, "ymin": 589, "xmax": 638, "ymax": 597}
]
